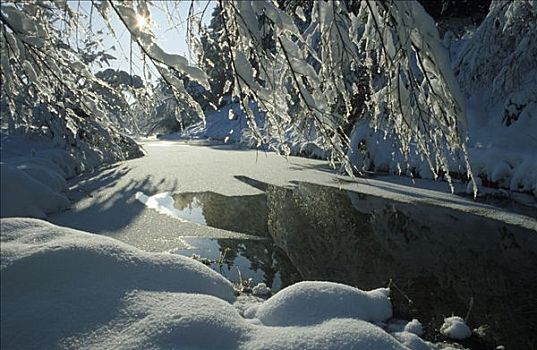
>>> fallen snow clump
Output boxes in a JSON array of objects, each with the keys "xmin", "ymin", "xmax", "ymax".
[
  {"xmin": 252, "ymin": 282, "xmax": 272, "ymax": 297},
  {"xmin": 440, "ymin": 316, "xmax": 472, "ymax": 340},
  {"xmin": 404, "ymin": 318, "xmax": 425, "ymax": 336}
]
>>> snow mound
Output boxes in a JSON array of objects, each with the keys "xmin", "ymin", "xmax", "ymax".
[
  {"xmin": 0, "ymin": 163, "xmax": 70, "ymax": 218},
  {"xmin": 440, "ymin": 316, "xmax": 472, "ymax": 340},
  {"xmin": 9, "ymin": 157, "xmax": 67, "ymax": 192},
  {"xmin": 65, "ymin": 291, "xmax": 248, "ymax": 349},
  {"xmin": 0, "ymin": 134, "xmax": 82, "ymax": 218},
  {"xmin": 250, "ymin": 318, "xmax": 408, "ymax": 350},
  {"xmin": 404, "ymin": 319, "xmax": 424, "ymax": 336},
  {"xmin": 255, "ymin": 281, "xmax": 392, "ymax": 326},
  {"xmin": 66, "ymin": 291, "xmax": 408, "ymax": 350},
  {"xmin": 1, "ymin": 218, "xmax": 428, "ymax": 350},
  {"xmin": 1, "ymin": 130, "xmax": 144, "ymax": 219},
  {"xmin": 1, "ymin": 218, "xmax": 235, "ymax": 348}
]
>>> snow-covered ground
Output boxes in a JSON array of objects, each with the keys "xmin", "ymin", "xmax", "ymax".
[
  {"xmin": 1, "ymin": 1, "xmax": 534, "ymax": 348},
  {"xmin": 174, "ymin": 102, "xmax": 328, "ymax": 159},
  {"xmin": 173, "ymin": 97, "xmax": 537, "ymax": 197},
  {"xmin": 2, "ymin": 134, "xmax": 535, "ymax": 349},
  {"xmin": 0, "ymin": 130, "xmax": 143, "ymax": 218},
  {"xmin": 2, "ymin": 133, "xmax": 534, "ymax": 243},
  {"xmin": 1, "ymin": 133, "xmax": 78, "ymax": 218},
  {"xmin": 2, "ymin": 217, "xmax": 447, "ymax": 349}
]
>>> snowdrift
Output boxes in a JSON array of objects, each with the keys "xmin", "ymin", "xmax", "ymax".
[
  {"xmin": 1, "ymin": 218, "xmax": 435, "ymax": 349},
  {"xmin": 0, "ymin": 135, "xmax": 78, "ymax": 218},
  {"xmin": 255, "ymin": 281, "xmax": 392, "ymax": 326},
  {"xmin": 0, "ymin": 163, "xmax": 70, "ymax": 218},
  {"xmin": 0, "ymin": 132, "xmax": 143, "ymax": 218}
]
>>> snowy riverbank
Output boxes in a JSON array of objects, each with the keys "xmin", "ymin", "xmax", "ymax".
[
  {"xmin": 2, "ymin": 135, "xmax": 534, "ymax": 349},
  {"xmin": 2, "ymin": 218, "xmax": 468, "ymax": 350},
  {"xmin": 174, "ymin": 99, "xmax": 537, "ymax": 197},
  {"xmin": 0, "ymin": 130, "xmax": 143, "ymax": 218}
]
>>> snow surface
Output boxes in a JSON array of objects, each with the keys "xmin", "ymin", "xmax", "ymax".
[
  {"xmin": 178, "ymin": 96, "xmax": 536, "ymax": 196},
  {"xmin": 0, "ymin": 128, "xmax": 144, "ymax": 219},
  {"xmin": 439, "ymin": 316, "xmax": 472, "ymax": 340},
  {"xmin": 135, "ymin": 191, "xmax": 188, "ymax": 222},
  {"xmin": 176, "ymin": 102, "xmax": 328, "ymax": 159},
  {"xmin": 0, "ymin": 134, "xmax": 76, "ymax": 218},
  {"xmin": 391, "ymin": 332, "xmax": 433, "ymax": 350},
  {"xmin": 2, "ymin": 217, "xmax": 430, "ymax": 349},
  {"xmin": 2, "ymin": 135, "xmax": 531, "ymax": 348},
  {"xmin": 255, "ymin": 281, "xmax": 392, "ymax": 326},
  {"xmin": 48, "ymin": 139, "xmax": 535, "ymax": 254},
  {"xmin": 0, "ymin": 163, "xmax": 70, "ymax": 218}
]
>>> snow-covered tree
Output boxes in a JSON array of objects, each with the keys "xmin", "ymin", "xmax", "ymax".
[
  {"xmin": 138, "ymin": 77, "xmax": 201, "ymax": 136},
  {"xmin": 93, "ymin": 69, "xmax": 142, "ymax": 128},
  {"xmin": 456, "ymin": 0, "xmax": 536, "ymax": 128},
  {"xmin": 3, "ymin": 0, "xmax": 494, "ymax": 192},
  {"xmin": 208, "ymin": 0, "xmax": 476, "ymax": 191},
  {"xmin": 197, "ymin": 4, "xmax": 234, "ymax": 107},
  {"xmin": 0, "ymin": 0, "xmax": 212, "ymax": 161},
  {"xmin": 0, "ymin": 1, "xmax": 143, "ymax": 166},
  {"xmin": 452, "ymin": 0, "xmax": 537, "ymax": 192}
]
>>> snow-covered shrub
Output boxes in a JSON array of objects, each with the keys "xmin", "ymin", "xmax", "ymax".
[
  {"xmin": 455, "ymin": 0, "xmax": 537, "ymax": 126},
  {"xmin": 453, "ymin": 0, "xmax": 537, "ymax": 192}
]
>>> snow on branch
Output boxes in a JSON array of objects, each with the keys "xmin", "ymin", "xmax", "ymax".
[{"xmin": 210, "ymin": 0, "xmax": 475, "ymax": 193}]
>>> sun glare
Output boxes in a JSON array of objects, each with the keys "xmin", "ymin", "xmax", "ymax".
[{"xmin": 136, "ymin": 14, "xmax": 148, "ymax": 29}]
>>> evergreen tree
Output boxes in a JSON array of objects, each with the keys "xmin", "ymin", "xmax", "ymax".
[{"xmin": 198, "ymin": 4, "xmax": 233, "ymax": 107}]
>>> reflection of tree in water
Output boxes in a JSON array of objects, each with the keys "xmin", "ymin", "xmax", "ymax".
[
  {"xmin": 216, "ymin": 238, "xmax": 300, "ymax": 289},
  {"xmin": 173, "ymin": 191, "xmax": 301, "ymax": 289},
  {"xmin": 173, "ymin": 192, "xmax": 268, "ymax": 236},
  {"xmin": 265, "ymin": 181, "xmax": 537, "ymax": 349},
  {"xmin": 171, "ymin": 181, "xmax": 537, "ymax": 348},
  {"xmin": 267, "ymin": 184, "xmax": 383, "ymax": 287}
]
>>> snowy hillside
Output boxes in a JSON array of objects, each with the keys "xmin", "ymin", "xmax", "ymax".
[{"xmin": 176, "ymin": 102, "xmax": 328, "ymax": 159}]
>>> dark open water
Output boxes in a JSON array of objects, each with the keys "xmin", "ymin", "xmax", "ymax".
[{"xmin": 171, "ymin": 177, "xmax": 537, "ymax": 349}]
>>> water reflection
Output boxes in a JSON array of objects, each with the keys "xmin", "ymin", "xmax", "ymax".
[
  {"xmin": 173, "ymin": 192, "xmax": 268, "ymax": 235},
  {"xmin": 171, "ymin": 179, "xmax": 537, "ymax": 349},
  {"xmin": 171, "ymin": 192, "xmax": 301, "ymax": 290}
]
